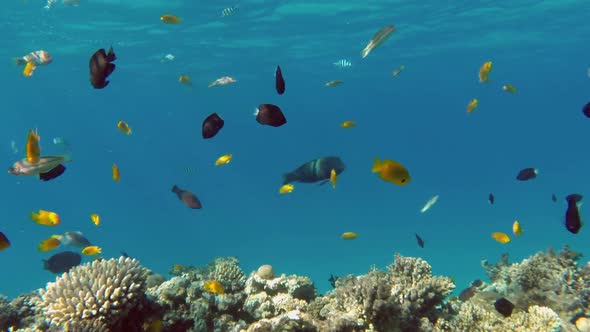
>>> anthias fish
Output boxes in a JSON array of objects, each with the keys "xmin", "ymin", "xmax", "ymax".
[{"xmin": 283, "ymin": 157, "xmax": 345, "ymax": 185}]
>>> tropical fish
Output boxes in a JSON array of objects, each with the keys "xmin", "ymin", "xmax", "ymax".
[
  {"xmin": 117, "ymin": 121, "xmax": 132, "ymax": 135},
  {"xmin": 0, "ymin": 232, "xmax": 10, "ymax": 251},
  {"xmin": 512, "ymin": 221, "xmax": 522, "ymax": 236},
  {"xmin": 255, "ymin": 104, "xmax": 287, "ymax": 127},
  {"xmin": 565, "ymin": 194, "xmax": 583, "ymax": 234},
  {"xmin": 494, "ymin": 298, "xmax": 515, "ymax": 317},
  {"xmin": 516, "ymin": 167, "xmax": 537, "ymax": 181},
  {"xmin": 23, "ymin": 61, "xmax": 36, "ymax": 77},
  {"xmin": 329, "ymin": 169, "xmax": 337, "ymax": 188},
  {"xmin": 221, "ymin": 6, "xmax": 238, "ymax": 17},
  {"xmin": 172, "ymin": 185, "xmax": 202, "ymax": 209},
  {"xmin": 26, "ymin": 129, "xmax": 41, "ymax": 163},
  {"xmin": 9, "ymin": 155, "xmax": 70, "ymax": 181},
  {"xmin": 160, "ymin": 14, "xmax": 181, "ymax": 24},
  {"xmin": 333, "ymin": 59, "xmax": 352, "ymax": 68},
  {"xmin": 325, "ymin": 80, "xmax": 343, "ymax": 87},
  {"xmin": 420, "ymin": 195, "xmax": 439, "ymax": 213},
  {"xmin": 415, "ymin": 233, "xmax": 425, "ymax": 248},
  {"xmin": 82, "ymin": 245, "xmax": 101, "ymax": 256},
  {"xmin": 43, "ymin": 251, "xmax": 81, "ymax": 274},
  {"xmin": 583, "ymin": 102, "xmax": 590, "ymax": 118},
  {"xmin": 491, "ymin": 232, "xmax": 510, "ymax": 244},
  {"xmin": 90, "ymin": 213, "xmax": 100, "ymax": 226},
  {"xmin": 15, "ymin": 50, "xmax": 52, "ymax": 66},
  {"xmin": 89, "ymin": 47, "xmax": 117, "ymax": 89},
  {"xmin": 467, "ymin": 98, "xmax": 478, "ymax": 113},
  {"xmin": 283, "ymin": 157, "xmax": 345, "ymax": 185},
  {"xmin": 488, "ymin": 193, "xmax": 495, "ymax": 205},
  {"xmin": 372, "ymin": 157, "xmax": 410, "ymax": 186},
  {"xmin": 341, "ymin": 232, "xmax": 358, "ymax": 240},
  {"xmin": 361, "ymin": 25, "xmax": 395, "ymax": 58},
  {"xmin": 340, "ymin": 121, "xmax": 355, "ymax": 128},
  {"xmin": 279, "ymin": 184, "xmax": 294, "ymax": 194},
  {"xmin": 215, "ymin": 154, "xmax": 232, "ymax": 166},
  {"xmin": 30, "ymin": 210, "xmax": 60, "ymax": 226},
  {"xmin": 328, "ymin": 274, "xmax": 339, "ymax": 288},
  {"xmin": 479, "ymin": 61, "xmax": 492, "ymax": 82},
  {"xmin": 112, "ymin": 163, "xmax": 120, "ymax": 182},
  {"xmin": 391, "ymin": 65, "xmax": 405, "ymax": 77},
  {"xmin": 203, "ymin": 280, "xmax": 224, "ymax": 294},
  {"xmin": 178, "ymin": 75, "xmax": 191, "ymax": 85},
  {"xmin": 38, "ymin": 237, "xmax": 61, "ymax": 252},
  {"xmin": 502, "ymin": 84, "xmax": 517, "ymax": 93},
  {"xmin": 160, "ymin": 54, "xmax": 175, "ymax": 63},
  {"xmin": 202, "ymin": 113, "xmax": 224, "ymax": 139},
  {"xmin": 208, "ymin": 76, "xmax": 237, "ymax": 87},
  {"xmin": 552, "ymin": 194, "xmax": 557, "ymax": 202},
  {"xmin": 275, "ymin": 65, "xmax": 285, "ymax": 95},
  {"xmin": 53, "ymin": 231, "xmax": 91, "ymax": 248}
]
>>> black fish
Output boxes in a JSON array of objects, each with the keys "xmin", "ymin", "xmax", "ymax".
[
  {"xmin": 172, "ymin": 185, "xmax": 202, "ymax": 209},
  {"xmin": 552, "ymin": 193, "xmax": 557, "ymax": 202},
  {"xmin": 255, "ymin": 104, "xmax": 287, "ymax": 127},
  {"xmin": 471, "ymin": 279, "xmax": 483, "ymax": 287},
  {"xmin": 121, "ymin": 251, "xmax": 129, "ymax": 258},
  {"xmin": 89, "ymin": 47, "xmax": 117, "ymax": 89},
  {"xmin": 202, "ymin": 113, "xmax": 225, "ymax": 139},
  {"xmin": 39, "ymin": 164, "xmax": 66, "ymax": 181},
  {"xmin": 275, "ymin": 65, "xmax": 285, "ymax": 95},
  {"xmin": 516, "ymin": 167, "xmax": 537, "ymax": 181},
  {"xmin": 494, "ymin": 298, "xmax": 515, "ymax": 317},
  {"xmin": 43, "ymin": 251, "xmax": 82, "ymax": 274},
  {"xmin": 488, "ymin": 193, "xmax": 495, "ymax": 205},
  {"xmin": 415, "ymin": 233, "xmax": 424, "ymax": 248},
  {"xmin": 328, "ymin": 274, "xmax": 339, "ymax": 288},
  {"xmin": 283, "ymin": 157, "xmax": 345, "ymax": 184},
  {"xmin": 565, "ymin": 194, "xmax": 583, "ymax": 234},
  {"xmin": 583, "ymin": 102, "xmax": 590, "ymax": 118},
  {"xmin": 458, "ymin": 287, "xmax": 475, "ymax": 301}
]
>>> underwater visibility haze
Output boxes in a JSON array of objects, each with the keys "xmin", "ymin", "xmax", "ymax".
[{"xmin": 1, "ymin": 0, "xmax": 590, "ymax": 331}]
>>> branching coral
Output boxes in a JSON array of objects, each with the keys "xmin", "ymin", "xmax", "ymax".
[{"xmin": 36, "ymin": 257, "xmax": 149, "ymax": 331}]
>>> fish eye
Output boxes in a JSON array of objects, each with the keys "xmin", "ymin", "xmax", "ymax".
[{"xmin": 401, "ymin": 178, "xmax": 406, "ymax": 183}]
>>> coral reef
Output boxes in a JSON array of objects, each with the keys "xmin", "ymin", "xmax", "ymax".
[{"xmin": 3, "ymin": 248, "xmax": 590, "ymax": 331}]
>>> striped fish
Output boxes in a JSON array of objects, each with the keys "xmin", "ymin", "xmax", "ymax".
[
  {"xmin": 221, "ymin": 6, "xmax": 238, "ymax": 17},
  {"xmin": 44, "ymin": 0, "xmax": 57, "ymax": 9},
  {"xmin": 333, "ymin": 59, "xmax": 352, "ymax": 68}
]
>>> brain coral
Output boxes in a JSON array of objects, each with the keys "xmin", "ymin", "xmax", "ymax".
[{"xmin": 36, "ymin": 257, "xmax": 149, "ymax": 331}]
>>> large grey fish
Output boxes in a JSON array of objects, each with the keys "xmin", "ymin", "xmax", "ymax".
[{"xmin": 283, "ymin": 157, "xmax": 345, "ymax": 185}]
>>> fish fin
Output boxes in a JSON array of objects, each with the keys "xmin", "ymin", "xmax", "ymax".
[
  {"xmin": 371, "ymin": 157, "xmax": 381, "ymax": 173},
  {"xmin": 14, "ymin": 58, "xmax": 26, "ymax": 66},
  {"xmin": 39, "ymin": 164, "xmax": 66, "ymax": 181},
  {"xmin": 318, "ymin": 180, "xmax": 330, "ymax": 186},
  {"xmin": 30, "ymin": 212, "xmax": 38, "ymax": 221},
  {"xmin": 171, "ymin": 185, "xmax": 179, "ymax": 193},
  {"xmin": 283, "ymin": 173, "xmax": 297, "ymax": 185},
  {"xmin": 42, "ymin": 259, "xmax": 49, "ymax": 269}
]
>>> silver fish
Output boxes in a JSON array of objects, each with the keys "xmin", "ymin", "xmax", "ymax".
[
  {"xmin": 333, "ymin": 59, "xmax": 352, "ymax": 68},
  {"xmin": 9, "ymin": 155, "xmax": 71, "ymax": 181}
]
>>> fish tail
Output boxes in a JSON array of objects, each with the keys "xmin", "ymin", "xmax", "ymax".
[
  {"xmin": 171, "ymin": 185, "xmax": 180, "ymax": 193},
  {"xmin": 30, "ymin": 212, "xmax": 38, "ymax": 221},
  {"xmin": 14, "ymin": 58, "xmax": 26, "ymax": 66},
  {"xmin": 283, "ymin": 172, "xmax": 297, "ymax": 185},
  {"xmin": 371, "ymin": 157, "xmax": 381, "ymax": 173}
]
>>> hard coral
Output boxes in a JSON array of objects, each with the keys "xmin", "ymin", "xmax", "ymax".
[{"xmin": 36, "ymin": 257, "xmax": 149, "ymax": 331}]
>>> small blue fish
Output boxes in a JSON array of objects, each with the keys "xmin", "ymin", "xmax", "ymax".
[{"xmin": 333, "ymin": 59, "xmax": 352, "ymax": 68}]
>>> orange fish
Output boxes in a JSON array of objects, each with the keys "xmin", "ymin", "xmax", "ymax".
[
  {"xmin": 112, "ymin": 163, "xmax": 120, "ymax": 182},
  {"xmin": 0, "ymin": 232, "xmax": 10, "ymax": 251},
  {"xmin": 38, "ymin": 237, "xmax": 61, "ymax": 252},
  {"xmin": 82, "ymin": 245, "xmax": 102, "ymax": 255},
  {"xmin": 26, "ymin": 129, "xmax": 41, "ymax": 163}
]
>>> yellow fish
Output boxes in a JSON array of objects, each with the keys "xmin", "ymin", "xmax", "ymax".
[
  {"xmin": 512, "ymin": 220, "xmax": 522, "ymax": 237},
  {"xmin": 340, "ymin": 121, "xmax": 355, "ymax": 128},
  {"xmin": 341, "ymin": 232, "xmax": 358, "ymax": 240},
  {"xmin": 23, "ymin": 61, "xmax": 36, "ymax": 77},
  {"xmin": 467, "ymin": 98, "xmax": 478, "ymax": 113},
  {"xmin": 26, "ymin": 129, "xmax": 41, "ymax": 163},
  {"xmin": 203, "ymin": 280, "xmax": 224, "ymax": 295},
  {"xmin": 215, "ymin": 154, "xmax": 232, "ymax": 166},
  {"xmin": 492, "ymin": 232, "xmax": 510, "ymax": 244},
  {"xmin": 178, "ymin": 75, "xmax": 191, "ymax": 85},
  {"xmin": 160, "ymin": 14, "xmax": 181, "ymax": 24},
  {"xmin": 330, "ymin": 169, "xmax": 337, "ymax": 188},
  {"xmin": 117, "ymin": 121, "xmax": 132, "ymax": 135},
  {"xmin": 30, "ymin": 210, "xmax": 60, "ymax": 226},
  {"xmin": 372, "ymin": 157, "xmax": 411, "ymax": 186},
  {"xmin": 38, "ymin": 237, "xmax": 60, "ymax": 252},
  {"xmin": 279, "ymin": 183, "xmax": 294, "ymax": 194},
  {"xmin": 325, "ymin": 80, "xmax": 343, "ymax": 87},
  {"xmin": 479, "ymin": 61, "xmax": 492, "ymax": 82},
  {"xmin": 82, "ymin": 245, "xmax": 102, "ymax": 256},
  {"xmin": 502, "ymin": 84, "xmax": 517, "ymax": 93},
  {"xmin": 90, "ymin": 213, "xmax": 100, "ymax": 226},
  {"xmin": 112, "ymin": 163, "xmax": 120, "ymax": 182}
]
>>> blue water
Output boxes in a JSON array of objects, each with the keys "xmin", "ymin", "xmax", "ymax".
[{"xmin": 1, "ymin": 0, "xmax": 589, "ymax": 300}]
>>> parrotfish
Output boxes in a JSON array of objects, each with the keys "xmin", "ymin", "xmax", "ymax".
[{"xmin": 283, "ymin": 157, "xmax": 345, "ymax": 185}]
